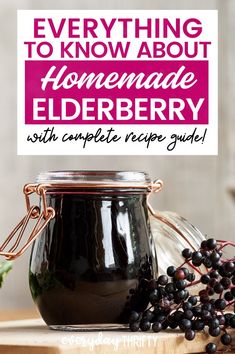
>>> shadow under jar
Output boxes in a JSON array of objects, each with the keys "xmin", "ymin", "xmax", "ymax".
[{"xmin": 29, "ymin": 171, "xmax": 158, "ymax": 330}]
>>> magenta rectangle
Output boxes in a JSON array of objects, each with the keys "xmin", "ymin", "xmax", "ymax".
[{"xmin": 25, "ymin": 60, "xmax": 208, "ymax": 124}]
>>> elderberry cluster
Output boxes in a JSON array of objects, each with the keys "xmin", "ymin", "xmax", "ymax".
[{"xmin": 128, "ymin": 238, "xmax": 235, "ymax": 354}]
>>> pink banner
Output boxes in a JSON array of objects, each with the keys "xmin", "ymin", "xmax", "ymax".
[{"xmin": 25, "ymin": 60, "xmax": 208, "ymax": 124}]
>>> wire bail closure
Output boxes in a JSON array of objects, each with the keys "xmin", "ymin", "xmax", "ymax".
[
  {"xmin": 0, "ymin": 180, "xmax": 163, "ymax": 261},
  {"xmin": 0, "ymin": 184, "xmax": 55, "ymax": 260}
]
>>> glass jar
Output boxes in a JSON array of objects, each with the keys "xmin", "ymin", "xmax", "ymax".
[
  {"xmin": 149, "ymin": 211, "xmax": 206, "ymax": 294},
  {"xmin": 28, "ymin": 171, "xmax": 159, "ymax": 330}
]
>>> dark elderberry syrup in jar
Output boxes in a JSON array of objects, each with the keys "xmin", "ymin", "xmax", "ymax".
[{"xmin": 29, "ymin": 171, "xmax": 157, "ymax": 329}]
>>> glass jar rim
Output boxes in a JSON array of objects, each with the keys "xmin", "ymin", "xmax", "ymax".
[{"xmin": 36, "ymin": 170, "xmax": 151, "ymax": 186}]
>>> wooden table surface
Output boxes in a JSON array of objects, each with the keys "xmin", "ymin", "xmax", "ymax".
[{"xmin": 0, "ymin": 309, "xmax": 234, "ymax": 354}]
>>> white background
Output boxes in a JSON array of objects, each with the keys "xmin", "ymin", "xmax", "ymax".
[{"xmin": 17, "ymin": 10, "xmax": 218, "ymax": 155}]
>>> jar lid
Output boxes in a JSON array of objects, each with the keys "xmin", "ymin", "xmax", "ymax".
[{"xmin": 36, "ymin": 170, "xmax": 151, "ymax": 186}]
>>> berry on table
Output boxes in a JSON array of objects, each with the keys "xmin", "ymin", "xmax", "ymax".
[
  {"xmin": 152, "ymin": 321, "xmax": 162, "ymax": 332},
  {"xmin": 185, "ymin": 329, "xmax": 195, "ymax": 341},
  {"xmin": 220, "ymin": 333, "xmax": 232, "ymax": 345},
  {"xmin": 140, "ymin": 320, "xmax": 151, "ymax": 331},
  {"xmin": 130, "ymin": 322, "xmax": 140, "ymax": 332},
  {"xmin": 205, "ymin": 342, "xmax": 217, "ymax": 353},
  {"xmin": 127, "ymin": 239, "xmax": 235, "ymax": 354}
]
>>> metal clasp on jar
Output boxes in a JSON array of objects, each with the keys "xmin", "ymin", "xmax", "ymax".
[
  {"xmin": 0, "ymin": 184, "xmax": 55, "ymax": 260},
  {"xmin": 0, "ymin": 179, "xmax": 164, "ymax": 261}
]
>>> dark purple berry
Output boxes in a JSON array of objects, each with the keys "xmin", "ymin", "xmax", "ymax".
[
  {"xmin": 210, "ymin": 270, "xmax": 219, "ymax": 279},
  {"xmin": 193, "ymin": 305, "xmax": 202, "ymax": 317},
  {"xmin": 152, "ymin": 321, "xmax": 162, "ymax": 332},
  {"xmin": 149, "ymin": 289, "xmax": 159, "ymax": 305},
  {"xmin": 184, "ymin": 310, "xmax": 193, "ymax": 320},
  {"xmin": 129, "ymin": 311, "xmax": 140, "ymax": 322},
  {"xmin": 208, "ymin": 288, "xmax": 215, "ymax": 296},
  {"xmin": 130, "ymin": 322, "xmax": 139, "ymax": 332},
  {"xmin": 192, "ymin": 251, "xmax": 203, "ymax": 265},
  {"xmin": 161, "ymin": 319, "xmax": 169, "ymax": 329},
  {"xmin": 218, "ymin": 266, "xmax": 227, "ymax": 277},
  {"xmin": 200, "ymin": 294, "xmax": 210, "ymax": 304},
  {"xmin": 230, "ymin": 315, "xmax": 235, "ymax": 328},
  {"xmin": 209, "ymin": 326, "xmax": 220, "ymax": 337},
  {"xmin": 143, "ymin": 310, "xmax": 154, "ymax": 322},
  {"xmin": 201, "ymin": 240, "xmax": 208, "ymax": 249},
  {"xmin": 214, "ymin": 299, "xmax": 226, "ymax": 310},
  {"xmin": 158, "ymin": 275, "xmax": 168, "ymax": 285},
  {"xmin": 217, "ymin": 315, "xmax": 225, "ymax": 325},
  {"xmin": 175, "ymin": 290, "xmax": 187, "ymax": 301},
  {"xmin": 154, "ymin": 314, "xmax": 166, "ymax": 323},
  {"xmin": 210, "ymin": 250, "xmax": 220, "ymax": 263},
  {"xmin": 201, "ymin": 274, "xmax": 210, "ymax": 284},
  {"xmin": 185, "ymin": 329, "xmax": 195, "ymax": 341},
  {"xmin": 193, "ymin": 319, "xmax": 204, "ymax": 331},
  {"xmin": 221, "ymin": 333, "xmax": 232, "ymax": 345},
  {"xmin": 183, "ymin": 302, "xmax": 193, "ymax": 311},
  {"xmin": 212, "ymin": 260, "xmax": 222, "ymax": 270},
  {"xmin": 140, "ymin": 320, "xmax": 151, "ymax": 331},
  {"xmin": 208, "ymin": 318, "xmax": 220, "ymax": 328},
  {"xmin": 172, "ymin": 311, "xmax": 184, "ymax": 323},
  {"xmin": 206, "ymin": 342, "xmax": 217, "ymax": 353},
  {"xmin": 206, "ymin": 238, "xmax": 217, "ymax": 250},
  {"xmin": 181, "ymin": 267, "xmax": 190, "ymax": 277},
  {"xmin": 202, "ymin": 310, "xmax": 212, "ymax": 321},
  {"xmin": 199, "ymin": 289, "xmax": 207, "ymax": 297},
  {"xmin": 224, "ymin": 313, "xmax": 233, "ymax": 325},
  {"xmin": 202, "ymin": 250, "xmax": 210, "ymax": 258},
  {"xmin": 188, "ymin": 296, "xmax": 197, "ymax": 306},
  {"xmin": 203, "ymin": 258, "xmax": 212, "ymax": 268},
  {"xmin": 187, "ymin": 273, "xmax": 195, "ymax": 282},
  {"xmin": 202, "ymin": 303, "xmax": 213, "ymax": 312},
  {"xmin": 167, "ymin": 266, "xmax": 176, "ymax": 277},
  {"xmin": 220, "ymin": 277, "xmax": 231, "ymax": 289},
  {"xmin": 213, "ymin": 283, "xmax": 224, "ymax": 294},
  {"xmin": 224, "ymin": 261, "xmax": 235, "ymax": 273},
  {"xmin": 175, "ymin": 280, "xmax": 186, "ymax": 290},
  {"xmin": 209, "ymin": 278, "xmax": 217, "ymax": 287},
  {"xmin": 169, "ymin": 320, "xmax": 178, "ymax": 329},
  {"xmin": 165, "ymin": 282, "xmax": 175, "ymax": 293},
  {"xmin": 179, "ymin": 318, "xmax": 192, "ymax": 330},
  {"xmin": 182, "ymin": 248, "xmax": 192, "ymax": 259}
]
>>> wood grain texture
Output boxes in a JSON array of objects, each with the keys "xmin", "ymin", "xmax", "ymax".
[
  {"xmin": 0, "ymin": 319, "xmax": 234, "ymax": 354},
  {"xmin": 0, "ymin": 308, "xmax": 39, "ymax": 322}
]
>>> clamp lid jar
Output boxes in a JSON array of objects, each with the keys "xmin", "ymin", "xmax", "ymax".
[{"xmin": 27, "ymin": 170, "xmax": 161, "ymax": 330}]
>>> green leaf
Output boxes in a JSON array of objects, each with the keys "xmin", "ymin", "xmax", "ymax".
[{"xmin": 0, "ymin": 261, "xmax": 13, "ymax": 288}]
